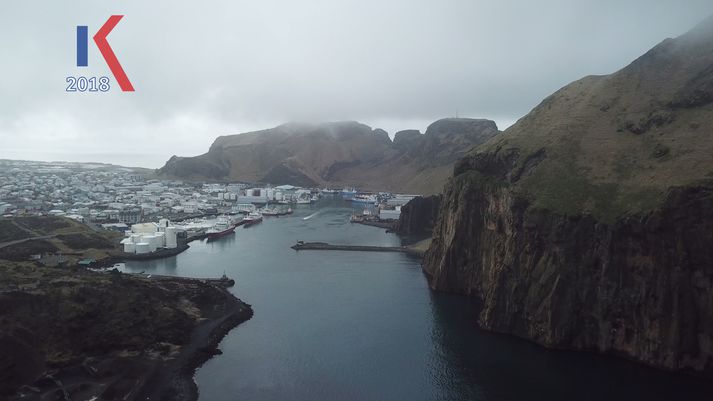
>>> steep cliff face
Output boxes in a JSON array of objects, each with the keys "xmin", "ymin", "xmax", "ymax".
[
  {"xmin": 158, "ymin": 119, "xmax": 500, "ymax": 194},
  {"xmin": 424, "ymin": 16, "xmax": 713, "ymax": 374},
  {"xmin": 426, "ymin": 174, "xmax": 713, "ymax": 373},
  {"xmin": 394, "ymin": 195, "xmax": 442, "ymax": 236}
]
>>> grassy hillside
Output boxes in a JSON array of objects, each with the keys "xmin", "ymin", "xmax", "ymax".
[
  {"xmin": 466, "ymin": 16, "xmax": 713, "ymax": 223},
  {"xmin": 0, "ymin": 217, "xmax": 120, "ymax": 265}
]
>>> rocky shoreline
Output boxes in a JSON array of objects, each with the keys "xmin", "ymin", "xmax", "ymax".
[
  {"xmin": 1, "ymin": 265, "xmax": 253, "ymax": 401},
  {"xmin": 133, "ymin": 276, "xmax": 253, "ymax": 401}
]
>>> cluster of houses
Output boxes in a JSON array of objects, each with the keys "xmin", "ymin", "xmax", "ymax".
[
  {"xmin": 0, "ymin": 161, "xmax": 251, "ymax": 224},
  {"xmin": 0, "ymin": 160, "xmax": 410, "ymax": 227}
]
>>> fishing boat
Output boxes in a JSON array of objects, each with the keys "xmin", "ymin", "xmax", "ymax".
[
  {"xmin": 295, "ymin": 190, "xmax": 312, "ymax": 204},
  {"xmin": 351, "ymin": 194, "xmax": 378, "ymax": 205},
  {"xmin": 261, "ymin": 205, "xmax": 293, "ymax": 216},
  {"xmin": 321, "ymin": 188, "xmax": 340, "ymax": 195},
  {"xmin": 243, "ymin": 211, "xmax": 263, "ymax": 227},
  {"xmin": 206, "ymin": 219, "xmax": 236, "ymax": 241},
  {"xmin": 350, "ymin": 208, "xmax": 374, "ymax": 222},
  {"xmin": 261, "ymin": 207, "xmax": 281, "ymax": 216},
  {"xmin": 260, "ymin": 201, "xmax": 281, "ymax": 216},
  {"xmin": 341, "ymin": 187, "xmax": 358, "ymax": 200}
]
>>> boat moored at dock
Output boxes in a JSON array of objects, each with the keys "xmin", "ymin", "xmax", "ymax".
[
  {"xmin": 261, "ymin": 206, "xmax": 293, "ymax": 216},
  {"xmin": 341, "ymin": 187, "xmax": 358, "ymax": 200},
  {"xmin": 351, "ymin": 194, "xmax": 378, "ymax": 205},
  {"xmin": 243, "ymin": 211, "xmax": 264, "ymax": 227},
  {"xmin": 206, "ymin": 218, "xmax": 236, "ymax": 241}
]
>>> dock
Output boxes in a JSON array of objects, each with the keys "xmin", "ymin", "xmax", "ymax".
[
  {"xmin": 290, "ymin": 239, "xmax": 431, "ymax": 258},
  {"xmin": 119, "ymin": 244, "xmax": 190, "ymax": 260},
  {"xmin": 290, "ymin": 241, "xmax": 406, "ymax": 253}
]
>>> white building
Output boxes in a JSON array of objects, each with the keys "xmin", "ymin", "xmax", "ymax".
[
  {"xmin": 66, "ymin": 214, "xmax": 85, "ymax": 222},
  {"xmin": 386, "ymin": 195, "xmax": 419, "ymax": 206},
  {"xmin": 237, "ymin": 188, "xmax": 272, "ymax": 204},
  {"xmin": 379, "ymin": 205, "xmax": 402, "ymax": 220},
  {"xmin": 233, "ymin": 204, "xmax": 256, "ymax": 213}
]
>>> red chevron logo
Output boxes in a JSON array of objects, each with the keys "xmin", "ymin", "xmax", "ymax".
[{"xmin": 93, "ymin": 15, "xmax": 134, "ymax": 92}]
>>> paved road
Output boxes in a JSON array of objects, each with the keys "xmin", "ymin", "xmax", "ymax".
[{"xmin": 0, "ymin": 234, "xmax": 56, "ymax": 249}]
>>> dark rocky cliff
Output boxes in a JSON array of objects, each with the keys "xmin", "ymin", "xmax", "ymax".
[
  {"xmin": 394, "ymin": 195, "xmax": 442, "ymax": 236},
  {"xmin": 423, "ymin": 16, "xmax": 713, "ymax": 375},
  {"xmin": 425, "ymin": 173, "xmax": 713, "ymax": 373}
]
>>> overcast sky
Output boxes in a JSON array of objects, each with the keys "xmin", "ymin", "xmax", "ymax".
[{"xmin": 1, "ymin": 1, "xmax": 711, "ymax": 168}]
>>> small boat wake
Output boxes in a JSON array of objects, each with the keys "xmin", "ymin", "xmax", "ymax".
[{"xmin": 303, "ymin": 211, "xmax": 320, "ymax": 220}]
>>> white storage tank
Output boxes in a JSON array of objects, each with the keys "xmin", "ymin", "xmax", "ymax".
[
  {"xmin": 155, "ymin": 232, "xmax": 166, "ymax": 247},
  {"xmin": 165, "ymin": 227, "xmax": 178, "ymax": 248},
  {"xmin": 131, "ymin": 222, "xmax": 159, "ymax": 234},
  {"xmin": 142, "ymin": 235, "xmax": 158, "ymax": 252},
  {"xmin": 135, "ymin": 242, "xmax": 150, "ymax": 254},
  {"xmin": 120, "ymin": 238, "xmax": 136, "ymax": 253},
  {"xmin": 123, "ymin": 242, "xmax": 136, "ymax": 253}
]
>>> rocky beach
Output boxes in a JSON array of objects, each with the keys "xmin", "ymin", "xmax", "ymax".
[{"xmin": 0, "ymin": 264, "xmax": 252, "ymax": 401}]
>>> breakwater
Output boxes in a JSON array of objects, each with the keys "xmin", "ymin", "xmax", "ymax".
[
  {"xmin": 291, "ymin": 241, "xmax": 405, "ymax": 253},
  {"xmin": 290, "ymin": 241, "xmax": 427, "ymax": 257}
]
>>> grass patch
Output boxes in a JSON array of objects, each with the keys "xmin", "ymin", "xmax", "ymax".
[
  {"xmin": 514, "ymin": 136, "xmax": 667, "ymax": 224},
  {"xmin": 13, "ymin": 216, "xmax": 72, "ymax": 235},
  {"xmin": 0, "ymin": 240, "xmax": 59, "ymax": 261},
  {"xmin": 0, "ymin": 220, "xmax": 32, "ymax": 243},
  {"xmin": 454, "ymin": 169, "xmax": 508, "ymax": 190},
  {"xmin": 57, "ymin": 233, "xmax": 114, "ymax": 250},
  {"xmin": 520, "ymin": 160, "xmax": 666, "ymax": 224}
]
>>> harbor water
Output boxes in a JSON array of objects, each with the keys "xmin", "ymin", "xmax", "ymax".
[{"xmin": 121, "ymin": 198, "xmax": 713, "ymax": 401}]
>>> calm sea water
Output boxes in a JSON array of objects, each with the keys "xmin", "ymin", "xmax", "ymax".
[{"xmin": 121, "ymin": 198, "xmax": 713, "ymax": 401}]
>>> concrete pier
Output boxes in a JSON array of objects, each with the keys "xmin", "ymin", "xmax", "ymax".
[{"xmin": 290, "ymin": 241, "xmax": 405, "ymax": 253}]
